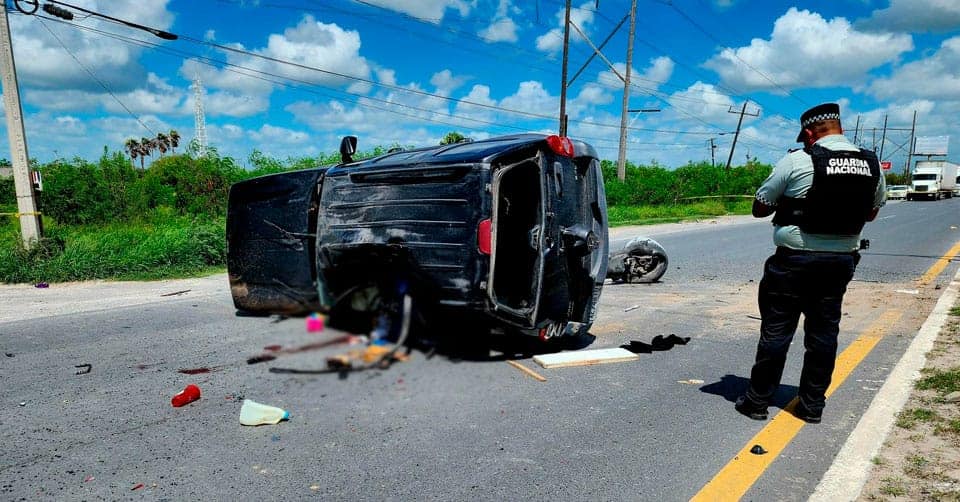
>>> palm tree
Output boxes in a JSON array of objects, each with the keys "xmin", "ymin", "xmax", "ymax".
[
  {"xmin": 168, "ymin": 130, "xmax": 180, "ymax": 153},
  {"xmin": 138, "ymin": 136, "xmax": 154, "ymax": 169},
  {"xmin": 155, "ymin": 132, "xmax": 169, "ymax": 156},
  {"xmin": 124, "ymin": 138, "xmax": 140, "ymax": 167}
]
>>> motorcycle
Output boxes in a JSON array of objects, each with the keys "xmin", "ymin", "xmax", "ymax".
[{"xmin": 606, "ymin": 236, "xmax": 668, "ymax": 283}]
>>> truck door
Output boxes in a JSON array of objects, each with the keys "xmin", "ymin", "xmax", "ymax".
[{"xmin": 488, "ymin": 152, "xmax": 547, "ymax": 327}]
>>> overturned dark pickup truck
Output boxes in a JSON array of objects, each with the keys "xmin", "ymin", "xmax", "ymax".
[{"xmin": 228, "ymin": 133, "xmax": 623, "ymax": 340}]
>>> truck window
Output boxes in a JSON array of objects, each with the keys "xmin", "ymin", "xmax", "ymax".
[{"xmin": 913, "ymin": 174, "xmax": 937, "ymax": 181}]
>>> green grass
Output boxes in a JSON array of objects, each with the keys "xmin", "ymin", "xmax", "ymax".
[
  {"xmin": 607, "ymin": 199, "xmax": 752, "ymax": 227},
  {"xmin": 896, "ymin": 408, "xmax": 939, "ymax": 429},
  {"xmin": 949, "ymin": 306, "xmax": 960, "ymax": 316},
  {"xmin": 0, "ymin": 215, "xmax": 226, "ymax": 283},
  {"xmin": 915, "ymin": 368, "xmax": 960, "ymax": 394},
  {"xmin": 879, "ymin": 477, "xmax": 908, "ymax": 496}
]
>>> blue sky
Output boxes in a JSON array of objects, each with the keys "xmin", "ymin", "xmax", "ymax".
[{"xmin": 3, "ymin": 0, "xmax": 959, "ymax": 169}]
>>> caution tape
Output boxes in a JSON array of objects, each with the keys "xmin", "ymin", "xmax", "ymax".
[{"xmin": 0, "ymin": 212, "xmax": 42, "ymax": 217}]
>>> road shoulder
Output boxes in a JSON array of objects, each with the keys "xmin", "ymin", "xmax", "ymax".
[{"xmin": 811, "ymin": 267, "xmax": 960, "ymax": 500}]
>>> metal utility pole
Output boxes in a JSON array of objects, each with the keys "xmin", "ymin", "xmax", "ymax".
[
  {"xmin": 852, "ymin": 115, "xmax": 861, "ymax": 145},
  {"xmin": 725, "ymin": 101, "xmax": 759, "ymax": 170},
  {"xmin": 615, "ymin": 0, "xmax": 637, "ymax": 182},
  {"xmin": 878, "ymin": 114, "xmax": 888, "ymax": 160},
  {"xmin": 558, "ymin": 0, "xmax": 572, "ymax": 136},
  {"xmin": 709, "ymin": 138, "xmax": 717, "ymax": 167},
  {"xmin": 904, "ymin": 110, "xmax": 917, "ymax": 176},
  {"xmin": 0, "ymin": 4, "xmax": 41, "ymax": 246}
]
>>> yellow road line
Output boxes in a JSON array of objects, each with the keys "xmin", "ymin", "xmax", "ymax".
[
  {"xmin": 690, "ymin": 309, "xmax": 902, "ymax": 502},
  {"xmin": 918, "ymin": 240, "xmax": 960, "ymax": 286},
  {"xmin": 506, "ymin": 360, "xmax": 546, "ymax": 382}
]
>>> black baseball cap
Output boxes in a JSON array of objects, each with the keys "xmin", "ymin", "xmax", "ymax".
[{"xmin": 796, "ymin": 103, "xmax": 841, "ymax": 142}]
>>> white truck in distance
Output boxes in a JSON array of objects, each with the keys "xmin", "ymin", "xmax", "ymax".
[{"xmin": 906, "ymin": 160, "xmax": 958, "ymax": 201}]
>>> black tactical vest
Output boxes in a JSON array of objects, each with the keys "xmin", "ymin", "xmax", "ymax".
[{"xmin": 771, "ymin": 144, "xmax": 880, "ymax": 235}]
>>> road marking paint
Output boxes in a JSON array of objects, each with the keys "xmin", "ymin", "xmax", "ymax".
[
  {"xmin": 918, "ymin": 240, "xmax": 960, "ymax": 286},
  {"xmin": 690, "ymin": 309, "xmax": 901, "ymax": 502},
  {"xmin": 506, "ymin": 360, "xmax": 546, "ymax": 382}
]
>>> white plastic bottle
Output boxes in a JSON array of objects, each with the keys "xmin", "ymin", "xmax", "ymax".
[{"xmin": 239, "ymin": 399, "xmax": 290, "ymax": 426}]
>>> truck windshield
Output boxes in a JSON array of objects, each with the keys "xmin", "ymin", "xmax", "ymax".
[{"xmin": 913, "ymin": 174, "xmax": 937, "ymax": 181}]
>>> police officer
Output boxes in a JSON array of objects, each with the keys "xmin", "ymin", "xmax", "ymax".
[{"xmin": 734, "ymin": 103, "xmax": 886, "ymax": 423}]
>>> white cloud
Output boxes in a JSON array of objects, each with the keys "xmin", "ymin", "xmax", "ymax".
[
  {"xmin": 704, "ymin": 8, "xmax": 913, "ymax": 91},
  {"xmin": 857, "ymin": 0, "xmax": 960, "ymax": 33},
  {"xmin": 536, "ymin": 1, "xmax": 597, "ymax": 53},
  {"xmin": 596, "ymin": 57, "xmax": 675, "ymax": 91},
  {"xmin": 479, "ymin": 17, "xmax": 519, "ymax": 43},
  {"xmin": 430, "ymin": 70, "xmax": 467, "ymax": 96},
  {"xmin": 665, "ymin": 82, "xmax": 737, "ymax": 124},
  {"xmin": 178, "ymin": 15, "xmax": 373, "ymax": 111},
  {"xmin": 248, "ymin": 124, "xmax": 310, "ymax": 144},
  {"xmin": 364, "ymin": 0, "xmax": 472, "ymax": 22},
  {"xmin": 499, "ymin": 81, "xmax": 556, "ymax": 117},
  {"xmin": 452, "ymin": 84, "xmax": 498, "ymax": 122},
  {"xmin": 868, "ymin": 36, "xmax": 960, "ymax": 100}
]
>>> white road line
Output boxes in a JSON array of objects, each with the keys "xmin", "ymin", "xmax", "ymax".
[{"xmin": 809, "ymin": 266, "xmax": 960, "ymax": 501}]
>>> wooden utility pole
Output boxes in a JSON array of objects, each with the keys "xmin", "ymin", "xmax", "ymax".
[
  {"xmin": 615, "ymin": 0, "xmax": 637, "ymax": 182},
  {"xmin": 558, "ymin": 0, "xmax": 572, "ymax": 136},
  {"xmin": 725, "ymin": 102, "xmax": 758, "ymax": 170},
  {"xmin": 0, "ymin": 5, "xmax": 41, "ymax": 246}
]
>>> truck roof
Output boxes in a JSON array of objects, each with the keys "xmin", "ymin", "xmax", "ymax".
[{"xmin": 330, "ymin": 133, "xmax": 599, "ymax": 174}]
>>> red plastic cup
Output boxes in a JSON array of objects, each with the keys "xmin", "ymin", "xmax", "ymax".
[{"xmin": 171, "ymin": 384, "xmax": 201, "ymax": 407}]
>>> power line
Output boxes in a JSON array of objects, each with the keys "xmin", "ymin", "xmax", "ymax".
[
  {"xmin": 34, "ymin": 15, "xmax": 154, "ymax": 135},
  {"xmin": 658, "ymin": 0, "xmax": 809, "ymax": 107}
]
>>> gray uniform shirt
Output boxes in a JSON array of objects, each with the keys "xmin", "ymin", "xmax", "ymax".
[{"xmin": 755, "ymin": 134, "xmax": 887, "ymax": 252}]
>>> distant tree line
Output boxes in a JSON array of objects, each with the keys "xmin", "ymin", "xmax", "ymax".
[{"xmin": 0, "ymin": 135, "xmax": 909, "ymax": 229}]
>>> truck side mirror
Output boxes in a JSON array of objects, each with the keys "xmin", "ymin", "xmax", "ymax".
[{"xmin": 339, "ymin": 136, "xmax": 358, "ymax": 164}]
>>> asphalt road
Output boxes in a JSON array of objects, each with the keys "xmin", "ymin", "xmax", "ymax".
[{"xmin": 1, "ymin": 198, "xmax": 958, "ymax": 501}]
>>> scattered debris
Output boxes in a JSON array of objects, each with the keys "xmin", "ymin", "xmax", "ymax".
[
  {"xmin": 171, "ymin": 384, "xmax": 201, "ymax": 407},
  {"xmin": 4, "ymin": 353, "xmax": 13, "ymax": 357},
  {"xmin": 83, "ymin": 476, "xmax": 94, "ymax": 483},
  {"xmin": 533, "ymin": 347, "xmax": 639, "ymax": 369},
  {"xmin": 34, "ymin": 282, "xmax": 48, "ymax": 289},
  {"xmin": 247, "ymin": 355, "xmax": 277, "ymax": 365},
  {"xmin": 750, "ymin": 444, "xmax": 767, "ymax": 455},
  {"xmin": 247, "ymin": 335, "xmax": 354, "ymax": 365},
  {"xmin": 621, "ymin": 334, "xmax": 690, "ymax": 354},
  {"xmin": 263, "ymin": 345, "xmax": 282, "ymax": 352},
  {"xmin": 677, "ymin": 379, "xmax": 704, "ymax": 385},
  {"xmin": 651, "ymin": 334, "xmax": 690, "ymax": 350},
  {"xmin": 271, "ymin": 435, "xmax": 281, "ymax": 442},
  {"xmin": 239, "ymin": 399, "xmax": 289, "ymax": 426},
  {"xmin": 506, "ymin": 360, "xmax": 547, "ymax": 382},
  {"xmin": 18, "ymin": 401, "xmax": 25, "ymax": 407},
  {"xmin": 178, "ymin": 367, "xmax": 211, "ymax": 375},
  {"xmin": 944, "ymin": 391, "xmax": 960, "ymax": 403},
  {"xmin": 623, "ymin": 304, "xmax": 641, "ymax": 313},
  {"xmin": 131, "ymin": 483, "xmax": 144, "ymax": 491},
  {"xmin": 305, "ymin": 313, "xmax": 325, "ymax": 333},
  {"xmin": 74, "ymin": 364, "xmax": 91, "ymax": 375},
  {"xmin": 224, "ymin": 392, "xmax": 244, "ymax": 401},
  {"xmin": 160, "ymin": 289, "xmax": 191, "ymax": 297},
  {"xmin": 746, "ymin": 315, "xmax": 762, "ymax": 320},
  {"xmin": 621, "ymin": 340, "xmax": 653, "ymax": 354},
  {"xmin": 310, "ymin": 485, "xmax": 320, "ymax": 491},
  {"xmin": 895, "ymin": 289, "xmax": 920, "ymax": 295}
]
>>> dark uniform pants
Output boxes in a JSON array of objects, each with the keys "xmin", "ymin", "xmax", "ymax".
[{"xmin": 745, "ymin": 247, "xmax": 859, "ymax": 413}]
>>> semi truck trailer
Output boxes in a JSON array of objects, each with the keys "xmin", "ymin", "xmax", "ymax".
[{"xmin": 907, "ymin": 160, "xmax": 958, "ymax": 201}]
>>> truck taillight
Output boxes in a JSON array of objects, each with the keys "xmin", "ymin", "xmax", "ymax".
[
  {"xmin": 546, "ymin": 135, "xmax": 575, "ymax": 158},
  {"xmin": 478, "ymin": 218, "xmax": 492, "ymax": 255}
]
